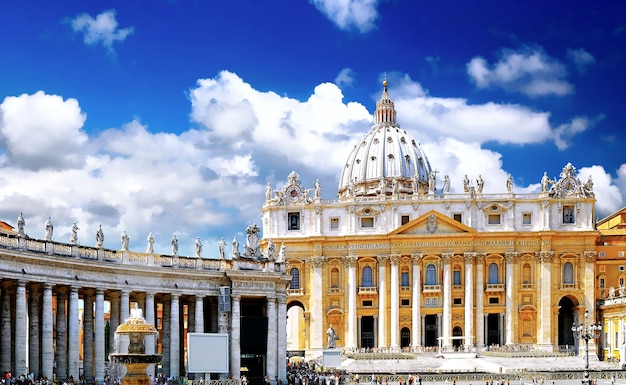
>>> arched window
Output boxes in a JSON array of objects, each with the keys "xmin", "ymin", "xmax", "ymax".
[
  {"xmin": 362, "ymin": 266, "xmax": 373, "ymax": 287},
  {"xmin": 488, "ymin": 263, "xmax": 499, "ymax": 284},
  {"xmin": 522, "ymin": 263, "xmax": 532, "ymax": 284},
  {"xmin": 331, "ymin": 267, "xmax": 340, "ymax": 288},
  {"xmin": 290, "ymin": 268, "xmax": 300, "ymax": 289},
  {"xmin": 425, "ymin": 264, "xmax": 437, "ymax": 285},
  {"xmin": 563, "ymin": 262, "xmax": 574, "ymax": 284}
]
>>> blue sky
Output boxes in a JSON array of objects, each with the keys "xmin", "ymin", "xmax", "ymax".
[{"xmin": 0, "ymin": 0, "xmax": 624, "ymax": 257}]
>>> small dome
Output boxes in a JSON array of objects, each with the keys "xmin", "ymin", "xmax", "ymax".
[{"xmin": 338, "ymin": 81, "xmax": 432, "ymax": 198}]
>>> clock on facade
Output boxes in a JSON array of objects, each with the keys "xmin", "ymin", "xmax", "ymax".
[{"xmin": 286, "ymin": 184, "xmax": 302, "ymax": 201}]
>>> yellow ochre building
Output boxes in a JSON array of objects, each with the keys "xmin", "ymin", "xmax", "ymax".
[{"xmin": 261, "ymin": 81, "xmax": 600, "ymax": 359}]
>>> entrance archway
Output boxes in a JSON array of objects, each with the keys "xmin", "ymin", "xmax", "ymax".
[
  {"xmin": 401, "ymin": 327, "xmax": 411, "ymax": 348},
  {"xmin": 287, "ymin": 301, "xmax": 306, "ymax": 351},
  {"xmin": 558, "ymin": 296, "xmax": 578, "ymax": 350},
  {"xmin": 452, "ymin": 326, "xmax": 463, "ymax": 350}
]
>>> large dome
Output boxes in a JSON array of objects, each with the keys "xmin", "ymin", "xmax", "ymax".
[{"xmin": 338, "ymin": 81, "xmax": 432, "ymax": 198}]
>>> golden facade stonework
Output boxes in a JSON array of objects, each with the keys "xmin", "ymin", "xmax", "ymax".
[{"xmin": 262, "ymin": 82, "xmax": 600, "ymax": 359}]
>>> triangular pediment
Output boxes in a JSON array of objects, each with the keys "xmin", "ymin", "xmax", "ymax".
[{"xmin": 390, "ymin": 210, "xmax": 476, "ymax": 236}]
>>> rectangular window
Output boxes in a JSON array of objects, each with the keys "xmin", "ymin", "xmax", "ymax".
[
  {"xmin": 453, "ymin": 213, "xmax": 462, "ymax": 223},
  {"xmin": 401, "ymin": 215, "xmax": 410, "ymax": 225},
  {"xmin": 620, "ymin": 251, "xmax": 625, "ymax": 257},
  {"xmin": 330, "ymin": 217, "xmax": 339, "ymax": 230},
  {"xmin": 401, "ymin": 299, "xmax": 410, "ymax": 306},
  {"xmin": 453, "ymin": 298, "xmax": 462, "ymax": 305},
  {"xmin": 361, "ymin": 217, "xmax": 374, "ymax": 228},
  {"xmin": 453, "ymin": 271, "xmax": 461, "ymax": 286},
  {"xmin": 621, "ymin": 277, "xmax": 625, "ymax": 287},
  {"xmin": 362, "ymin": 300, "xmax": 373, "ymax": 307},
  {"xmin": 288, "ymin": 212, "xmax": 300, "ymax": 230},
  {"xmin": 563, "ymin": 205, "xmax": 575, "ymax": 224},
  {"xmin": 600, "ymin": 278, "xmax": 605, "ymax": 288},
  {"xmin": 489, "ymin": 297, "xmax": 499, "ymax": 304},
  {"xmin": 522, "ymin": 213, "xmax": 532, "ymax": 225},
  {"xmin": 488, "ymin": 214, "xmax": 501, "ymax": 225},
  {"xmin": 401, "ymin": 272, "xmax": 409, "ymax": 287},
  {"xmin": 620, "ymin": 266, "xmax": 625, "ymax": 272}
]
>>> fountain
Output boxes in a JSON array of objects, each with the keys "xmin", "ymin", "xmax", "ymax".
[{"xmin": 109, "ymin": 305, "xmax": 161, "ymax": 385}]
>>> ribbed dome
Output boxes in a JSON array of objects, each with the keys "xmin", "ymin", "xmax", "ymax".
[{"xmin": 338, "ymin": 81, "xmax": 432, "ymax": 198}]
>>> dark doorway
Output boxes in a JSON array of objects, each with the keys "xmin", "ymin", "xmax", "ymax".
[
  {"xmin": 360, "ymin": 316, "xmax": 374, "ymax": 348},
  {"xmin": 401, "ymin": 327, "xmax": 411, "ymax": 348},
  {"xmin": 452, "ymin": 326, "xmax": 463, "ymax": 349},
  {"xmin": 486, "ymin": 314, "xmax": 500, "ymax": 346},
  {"xmin": 425, "ymin": 315, "xmax": 438, "ymax": 347},
  {"xmin": 558, "ymin": 296, "xmax": 576, "ymax": 346},
  {"xmin": 240, "ymin": 298, "xmax": 268, "ymax": 380}
]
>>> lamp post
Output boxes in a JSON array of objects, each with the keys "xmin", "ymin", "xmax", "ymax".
[{"xmin": 571, "ymin": 310, "xmax": 602, "ymax": 385}]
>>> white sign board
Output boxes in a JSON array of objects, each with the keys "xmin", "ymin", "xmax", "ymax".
[
  {"xmin": 322, "ymin": 350, "xmax": 341, "ymax": 368},
  {"xmin": 187, "ymin": 333, "xmax": 229, "ymax": 373}
]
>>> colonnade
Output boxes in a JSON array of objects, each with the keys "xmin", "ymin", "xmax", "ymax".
[{"xmin": 0, "ymin": 278, "xmax": 287, "ymax": 383}]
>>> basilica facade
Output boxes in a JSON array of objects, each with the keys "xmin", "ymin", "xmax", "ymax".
[{"xmin": 263, "ymin": 82, "xmax": 599, "ymax": 357}]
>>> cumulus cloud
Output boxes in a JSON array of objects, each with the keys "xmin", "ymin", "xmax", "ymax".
[
  {"xmin": 0, "ymin": 71, "xmax": 623, "ymax": 256},
  {"xmin": 567, "ymin": 47, "xmax": 596, "ymax": 74},
  {"xmin": 0, "ymin": 91, "xmax": 88, "ymax": 170},
  {"xmin": 467, "ymin": 47, "xmax": 573, "ymax": 97},
  {"xmin": 310, "ymin": 0, "xmax": 380, "ymax": 33},
  {"xmin": 70, "ymin": 9, "xmax": 134, "ymax": 52}
]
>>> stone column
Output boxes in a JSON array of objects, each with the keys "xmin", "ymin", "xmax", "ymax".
[
  {"xmin": 0, "ymin": 283, "xmax": 10, "ymax": 374},
  {"xmin": 95, "ymin": 289, "xmax": 106, "ymax": 383},
  {"xmin": 144, "ymin": 292, "xmax": 157, "ymax": 380},
  {"xmin": 310, "ymin": 256, "xmax": 325, "ymax": 350},
  {"xmin": 56, "ymin": 288, "xmax": 68, "ymax": 380},
  {"xmin": 504, "ymin": 252, "xmax": 517, "ymax": 345},
  {"xmin": 83, "ymin": 290, "xmax": 94, "ymax": 381},
  {"xmin": 195, "ymin": 295, "xmax": 205, "ymax": 333},
  {"xmin": 170, "ymin": 294, "xmax": 180, "ymax": 379},
  {"xmin": 265, "ymin": 297, "xmax": 277, "ymax": 382},
  {"xmin": 109, "ymin": 292, "xmax": 120, "ymax": 357},
  {"xmin": 475, "ymin": 253, "xmax": 486, "ymax": 349},
  {"xmin": 161, "ymin": 296, "xmax": 171, "ymax": 376},
  {"xmin": 464, "ymin": 253, "xmax": 475, "ymax": 350},
  {"xmin": 538, "ymin": 251, "xmax": 553, "ymax": 350},
  {"xmin": 121, "ymin": 290, "xmax": 131, "ymax": 323},
  {"xmin": 28, "ymin": 285, "xmax": 41, "ymax": 378},
  {"xmin": 277, "ymin": 297, "xmax": 287, "ymax": 383},
  {"xmin": 15, "ymin": 281, "xmax": 27, "ymax": 376},
  {"xmin": 411, "ymin": 254, "xmax": 422, "ymax": 348},
  {"xmin": 442, "ymin": 253, "xmax": 453, "ymax": 350},
  {"xmin": 345, "ymin": 255, "xmax": 358, "ymax": 349},
  {"xmin": 68, "ymin": 286, "xmax": 80, "ymax": 380},
  {"xmin": 376, "ymin": 255, "xmax": 388, "ymax": 348},
  {"xmin": 42, "ymin": 284, "xmax": 54, "ymax": 381},
  {"xmin": 584, "ymin": 251, "xmax": 599, "ymax": 356},
  {"xmin": 390, "ymin": 254, "xmax": 400, "ymax": 350},
  {"xmin": 230, "ymin": 295, "xmax": 241, "ymax": 379}
]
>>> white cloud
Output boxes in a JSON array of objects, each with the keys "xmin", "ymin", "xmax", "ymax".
[
  {"xmin": 310, "ymin": 0, "xmax": 380, "ymax": 33},
  {"xmin": 0, "ymin": 71, "xmax": 623, "ymax": 257},
  {"xmin": 467, "ymin": 47, "xmax": 573, "ymax": 97},
  {"xmin": 567, "ymin": 47, "xmax": 596, "ymax": 74},
  {"xmin": 578, "ymin": 165, "xmax": 624, "ymax": 219},
  {"xmin": 70, "ymin": 9, "xmax": 134, "ymax": 52},
  {"xmin": 0, "ymin": 91, "xmax": 88, "ymax": 170},
  {"xmin": 553, "ymin": 116, "xmax": 593, "ymax": 150},
  {"xmin": 335, "ymin": 68, "xmax": 356, "ymax": 88}
]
